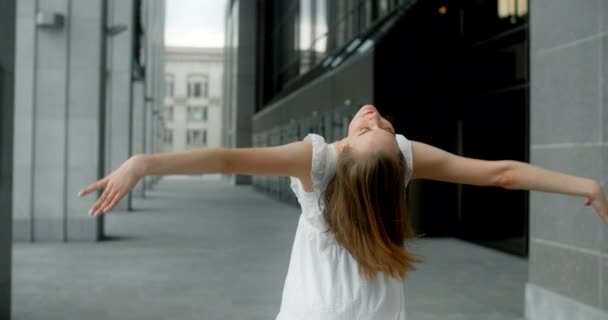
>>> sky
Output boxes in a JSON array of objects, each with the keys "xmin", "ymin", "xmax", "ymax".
[{"xmin": 164, "ymin": 0, "xmax": 227, "ymax": 48}]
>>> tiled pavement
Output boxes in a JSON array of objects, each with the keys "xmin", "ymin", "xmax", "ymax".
[{"xmin": 12, "ymin": 177, "xmax": 527, "ymax": 320}]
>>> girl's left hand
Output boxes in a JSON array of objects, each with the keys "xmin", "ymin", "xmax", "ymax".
[
  {"xmin": 78, "ymin": 155, "xmax": 146, "ymax": 216},
  {"xmin": 583, "ymin": 182, "xmax": 608, "ymax": 223}
]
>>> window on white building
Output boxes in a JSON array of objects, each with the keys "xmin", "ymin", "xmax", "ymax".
[
  {"xmin": 186, "ymin": 129, "xmax": 207, "ymax": 146},
  {"xmin": 187, "ymin": 106, "xmax": 208, "ymax": 122},
  {"xmin": 166, "ymin": 105, "xmax": 174, "ymax": 121},
  {"xmin": 164, "ymin": 129, "xmax": 173, "ymax": 144},
  {"xmin": 165, "ymin": 74, "xmax": 175, "ymax": 97},
  {"xmin": 187, "ymin": 74, "xmax": 209, "ymax": 98}
]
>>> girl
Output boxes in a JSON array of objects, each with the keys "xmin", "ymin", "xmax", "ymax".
[{"xmin": 79, "ymin": 104, "xmax": 608, "ymax": 320}]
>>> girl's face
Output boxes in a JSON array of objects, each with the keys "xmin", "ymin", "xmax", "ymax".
[{"xmin": 341, "ymin": 105, "xmax": 399, "ymax": 157}]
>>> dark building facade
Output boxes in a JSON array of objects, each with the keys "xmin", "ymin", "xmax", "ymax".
[
  {"xmin": 225, "ymin": 0, "xmax": 529, "ymax": 255},
  {"xmin": 224, "ymin": 1, "xmax": 608, "ymax": 318}
]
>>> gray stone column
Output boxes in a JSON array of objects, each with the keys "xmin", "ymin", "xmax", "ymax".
[
  {"xmin": 143, "ymin": 98, "xmax": 155, "ymax": 190},
  {"xmin": 526, "ymin": 1, "xmax": 608, "ymax": 319},
  {"xmin": 131, "ymin": 80, "xmax": 145, "ymax": 197},
  {"xmin": 105, "ymin": 0, "xmax": 134, "ymax": 210},
  {"xmin": 142, "ymin": 0, "xmax": 165, "ymax": 192},
  {"xmin": 0, "ymin": 0, "xmax": 15, "ymax": 316},
  {"xmin": 13, "ymin": 0, "xmax": 105, "ymax": 242},
  {"xmin": 226, "ymin": 0, "xmax": 257, "ymax": 185}
]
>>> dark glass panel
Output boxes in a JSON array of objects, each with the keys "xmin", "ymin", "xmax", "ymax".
[
  {"xmin": 299, "ymin": 0, "xmax": 313, "ymax": 74},
  {"xmin": 313, "ymin": 34, "xmax": 328, "ymax": 62},
  {"xmin": 315, "ymin": 0, "xmax": 328, "ymax": 39},
  {"xmin": 261, "ymin": 0, "xmax": 414, "ymax": 104}
]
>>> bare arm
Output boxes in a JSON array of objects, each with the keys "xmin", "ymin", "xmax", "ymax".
[
  {"xmin": 78, "ymin": 141, "xmax": 313, "ymax": 216},
  {"xmin": 500, "ymin": 161, "xmax": 597, "ymax": 196},
  {"xmin": 136, "ymin": 141, "xmax": 311, "ymax": 178},
  {"xmin": 137, "ymin": 148, "xmax": 228, "ymax": 176},
  {"xmin": 410, "ymin": 140, "xmax": 608, "ymax": 223}
]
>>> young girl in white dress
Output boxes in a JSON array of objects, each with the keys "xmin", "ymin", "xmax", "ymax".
[{"xmin": 79, "ymin": 104, "xmax": 608, "ymax": 319}]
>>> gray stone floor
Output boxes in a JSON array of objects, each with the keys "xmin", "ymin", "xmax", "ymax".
[{"xmin": 12, "ymin": 177, "xmax": 528, "ymax": 320}]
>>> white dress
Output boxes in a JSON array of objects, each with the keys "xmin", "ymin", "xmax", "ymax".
[{"xmin": 275, "ymin": 133, "xmax": 415, "ymax": 320}]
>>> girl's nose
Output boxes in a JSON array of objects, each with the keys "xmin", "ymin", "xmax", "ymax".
[{"xmin": 368, "ymin": 111, "xmax": 381, "ymax": 123}]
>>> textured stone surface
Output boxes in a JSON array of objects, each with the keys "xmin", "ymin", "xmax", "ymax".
[
  {"xmin": 602, "ymin": 1, "xmax": 608, "ymax": 33},
  {"xmin": 12, "ymin": 219, "xmax": 30, "ymax": 242},
  {"xmin": 529, "ymin": 145, "xmax": 604, "ymax": 251},
  {"xmin": 530, "ymin": 38, "xmax": 601, "ymax": 145},
  {"xmin": 12, "ymin": 178, "xmax": 528, "ymax": 320},
  {"xmin": 530, "ymin": 0, "xmax": 600, "ymax": 53},
  {"xmin": 529, "ymin": 239, "xmax": 600, "ymax": 308},
  {"xmin": 529, "ymin": 1, "xmax": 608, "ymax": 316},
  {"xmin": 526, "ymin": 283, "xmax": 608, "ymax": 320},
  {"xmin": 105, "ymin": 0, "xmax": 135, "ymax": 211},
  {"xmin": 31, "ymin": 217, "xmax": 65, "ymax": 242},
  {"xmin": 604, "ymin": 142, "xmax": 608, "ymax": 256},
  {"xmin": 67, "ymin": 218, "xmax": 101, "ymax": 242},
  {"xmin": 602, "ymin": 255, "xmax": 608, "ymax": 311},
  {"xmin": 131, "ymin": 81, "xmax": 146, "ymax": 198},
  {"xmin": 603, "ymin": 35, "xmax": 608, "ymax": 143}
]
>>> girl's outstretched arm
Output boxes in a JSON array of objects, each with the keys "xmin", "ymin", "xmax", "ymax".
[
  {"xmin": 78, "ymin": 141, "xmax": 313, "ymax": 216},
  {"xmin": 410, "ymin": 140, "xmax": 608, "ymax": 223}
]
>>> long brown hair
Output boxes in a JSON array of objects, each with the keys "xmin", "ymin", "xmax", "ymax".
[{"xmin": 321, "ymin": 144, "xmax": 423, "ymax": 280}]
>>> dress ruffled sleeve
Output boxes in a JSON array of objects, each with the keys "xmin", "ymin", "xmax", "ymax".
[
  {"xmin": 303, "ymin": 133, "xmax": 330, "ymax": 192},
  {"xmin": 395, "ymin": 134, "xmax": 414, "ymax": 186},
  {"xmin": 289, "ymin": 133, "xmax": 330, "ymax": 197}
]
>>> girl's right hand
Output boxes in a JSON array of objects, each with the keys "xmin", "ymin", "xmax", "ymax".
[
  {"xmin": 584, "ymin": 182, "xmax": 608, "ymax": 223},
  {"xmin": 78, "ymin": 155, "xmax": 146, "ymax": 216}
]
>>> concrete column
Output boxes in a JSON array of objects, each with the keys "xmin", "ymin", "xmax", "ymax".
[
  {"xmin": 13, "ymin": 0, "xmax": 105, "ymax": 242},
  {"xmin": 131, "ymin": 80, "xmax": 145, "ymax": 197},
  {"xmin": 227, "ymin": 0, "xmax": 257, "ymax": 185},
  {"xmin": 0, "ymin": 0, "xmax": 15, "ymax": 316},
  {"xmin": 105, "ymin": 0, "xmax": 134, "ymax": 210},
  {"xmin": 142, "ymin": 0, "xmax": 165, "ymax": 192},
  {"xmin": 526, "ymin": 1, "xmax": 608, "ymax": 319},
  {"xmin": 143, "ymin": 98, "xmax": 154, "ymax": 190}
]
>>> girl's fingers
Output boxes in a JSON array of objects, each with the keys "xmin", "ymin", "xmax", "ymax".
[
  {"xmin": 91, "ymin": 188, "xmax": 112, "ymax": 215},
  {"xmin": 79, "ymin": 184, "xmax": 96, "ymax": 197},
  {"xmin": 100, "ymin": 192, "xmax": 123, "ymax": 215},
  {"xmin": 97, "ymin": 191, "xmax": 118, "ymax": 215},
  {"xmin": 79, "ymin": 178, "xmax": 107, "ymax": 197}
]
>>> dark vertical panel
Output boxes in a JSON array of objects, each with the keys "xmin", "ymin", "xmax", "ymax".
[
  {"xmin": 0, "ymin": 0, "xmax": 15, "ymax": 317},
  {"xmin": 458, "ymin": 0, "xmax": 529, "ymax": 255},
  {"xmin": 256, "ymin": 0, "xmax": 267, "ymax": 111},
  {"xmin": 234, "ymin": 0, "xmax": 257, "ymax": 184},
  {"xmin": 375, "ymin": 0, "xmax": 529, "ymax": 256}
]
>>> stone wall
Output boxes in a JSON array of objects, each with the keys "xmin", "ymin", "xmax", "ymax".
[{"xmin": 526, "ymin": 1, "xmax": 608, "ymax": 319}]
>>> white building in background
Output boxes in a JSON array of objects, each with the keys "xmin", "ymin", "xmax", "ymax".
[{"xmin": 164, "ymin": 47, "xmax": 223, "ymax": 152}]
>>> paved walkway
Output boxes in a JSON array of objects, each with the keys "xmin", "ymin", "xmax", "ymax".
[{"xmin": 12, "ymin": 177, "xmax": 527, "ymax": 320}]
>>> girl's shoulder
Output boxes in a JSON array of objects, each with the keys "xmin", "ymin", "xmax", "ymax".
[
  {"xmin": 305, "ymin": 132, "xmax": 413, "ymax": 186},
  {"xmin": 301, "ymin": 132, "xmax": 413, "ymax": 187},
  {"xmin": 299, "ymin": 133, "xmax": 338, "ymax": 192}
]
